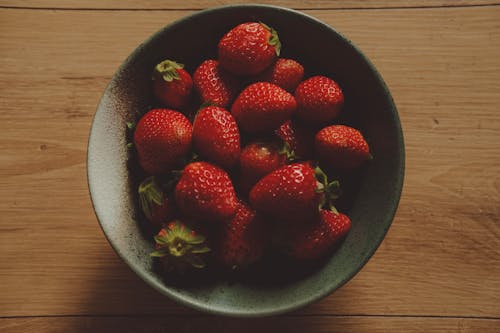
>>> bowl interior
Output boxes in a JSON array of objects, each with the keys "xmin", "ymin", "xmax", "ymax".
[{"xmin": 88, "ymin": 5, "xmax": 404, "ymax": 317}]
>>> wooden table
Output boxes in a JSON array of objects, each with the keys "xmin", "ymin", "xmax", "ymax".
[{"xmin": 1, "ymin": 1, "xmax": 499, "ymax": 332}]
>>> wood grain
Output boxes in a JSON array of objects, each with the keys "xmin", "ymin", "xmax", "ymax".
[
  {"xmin": 0, "ymin": 0, "xmax": 498, "ymax": 10},
  {"xmin": 1, "ymin": 316, "xmax": 499, "ymax": 333},
  {"xmin": 0, "ymin": 3, "xmax": 499, "ymax": 324}
]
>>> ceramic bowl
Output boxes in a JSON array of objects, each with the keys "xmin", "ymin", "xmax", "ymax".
[{"xmin": 87, "ymin": 4, "xmax": 404, "ymax": 317}]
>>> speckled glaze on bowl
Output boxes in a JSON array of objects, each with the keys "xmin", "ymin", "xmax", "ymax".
[{"xmin": 87, "ymin": 4, "xmax": 404, "ymax": 317}]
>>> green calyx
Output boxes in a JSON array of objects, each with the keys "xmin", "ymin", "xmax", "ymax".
[
  {"xmin": 260, "ymin": 22, "xmax": 281, "ymax": 56},
  {"xmin": 279, "ymin": 142, "xmax": 297, "ymax": 162},
  {"xmin": 126, "ymin": 122, "xmax": 136, "ymax": 150},
  {"xmin": 151, "ymin": 221, "xmax": 211, "ymax": 270},
  {"xmin": 126, "ymin": 121, "xmax": 136, "ymax": 130},
  {"xmin": 154, "ymin": 59, "xmax": 184, "ymax": 82},
  {"xmin": 138, "ymin": 176, "xmax": 164, "ymax": 220},
  {"xmin": 314, "ymin": 166, "xmax": 341, "ymax": 214},
  {"xmin": 198, "ymin": 100, "xmax": 218, "ymax": 111}
]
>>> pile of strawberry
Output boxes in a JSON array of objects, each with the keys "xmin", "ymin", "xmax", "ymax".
[{"xmin": 129, "ymin": 22, "xmax": 371, "ymax": 273}]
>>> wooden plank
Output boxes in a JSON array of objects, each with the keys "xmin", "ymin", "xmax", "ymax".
[
  {"xmin": 0, "ymin": 0, "xmax": 499, "ymax": 10},
  {"xmin": 1, "ymin": 6, "xmax": 499, "ymax": 318},
  {"xmin": 1, "ymin": 316, "xmax": 499, "ymax": 333}
]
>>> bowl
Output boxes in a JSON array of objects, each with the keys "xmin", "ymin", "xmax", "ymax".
[{"xmin": 87, "ymin": 4, "xmax": 404, "ymax": 317}]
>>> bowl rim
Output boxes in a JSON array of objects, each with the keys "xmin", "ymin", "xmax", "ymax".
[{"xmin": 87, "ymin": 3, "xmax": 405, "ymax": 317}]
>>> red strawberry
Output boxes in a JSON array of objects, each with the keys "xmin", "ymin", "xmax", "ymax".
[
  {"xmin": 295, "ymin": 76, "xmax": 344, "ymax": 125},
  {"xmin": 133, "ymin": 109, "xmax": 192, "ymax": 175},
  {"xmin": 316, "ymin": 125, "xmax": 371, "ymax": 169},
  {"xmin": 193, "ymin": 60, "xmax": 240, "ymax": 108},
  {"xmin": 231, "ymin": 82, "xmax": 296, "ymax": 133},
  {"xmin": 215, "ymin": 201, "xmax": 268, "ymax": 268},
  {"xmin": 218, "ymin": 22, "xmax": 280, "ymax": 75},
  {"xmin": 192, "ymin": 106, "xmax": 241, "ymax": 169},
  {"xmin": 175, "ymin": 162, "xmax": 238, "ymax": 222},
  {"xmin": 275, "ymin": 120, "xmax": 316, "ymax": 160},
  {"xmin": 249, "ymin": 163, "xmax": 340, "ymax": 221},
  {"xmin": 238, "ymin": 141, "xmax": 286, "ymax": 195},
  {"xmin": 138, "ymin": 176, "xmax": 176, "ymax": 228},
  {"xmin": 151, "ymin": 220, "xmax": 211, "ymax": 272},
  {"xmin": 152, "ymin": 60, "xmax": 193, "ymax": 110},
  {"xmin": 283, "ymin": 210, "xmax": 351, "ymax": 260},
  {"xmin": 254, "ymin": 58, "xmax": 304, "ymax": 92}
]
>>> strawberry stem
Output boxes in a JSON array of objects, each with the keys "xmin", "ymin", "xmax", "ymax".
[
  {"xmin": 327, "ymin": 180, "xmax": 341, "ymax": 199},
  {"xmin": 126, "ymin": 121, "xmax": 136, "ymax": 130},
  {"xmin": 151, "ymin": 221, "xmax": 211, "ymax": 270},
  {"xmin": 314, "ymin": 166, "xmax": 328, "ymax": 186},
  {"xmin": 154, "ymin": 59, "xmax": 184, "ymax": 82},
  {"xmin": 279, "ymin": 142, "xmax": 297, "ymax": 162},
  {"xmin": 260, "ymin": 22, "xmax": 281, "ymax": 56},
  {"xmin": 314, "ymin": 166, "xmax": 341, "ymax": 213},
  {"xmin": 198, "ymin": 100, "xmax": 218, "ymax": 110},
  {"xmin": 328, "ymin": 201, "xmax": 339, "ymax": 214},
  {"xmin": 138, "ymin": 176, "xmax": 164, "ymax": 219}
]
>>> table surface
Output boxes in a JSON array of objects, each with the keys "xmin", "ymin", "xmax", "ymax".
[{"xmin": 1, "ymin": 1, "xmax": 499, "ymax": 332}]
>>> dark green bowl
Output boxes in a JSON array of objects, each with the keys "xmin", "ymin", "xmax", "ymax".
[{"xmin": 87, "ymin": 4, "xmax": 404, "ymax": 317}]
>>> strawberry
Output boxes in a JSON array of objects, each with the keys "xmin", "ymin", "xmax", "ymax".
[
  {"xmin": 218, "ymin": 22, "xmax": 281, "ymax": 75},
  {"xmin": 316, "ymin": 125, "xmax": 371, "ymax": 169},
  {"xmin": 253, "ymin": 58, "xmax": 304, "ymax": 92},
  {"xmin": 238, "ymin": 141, "xmax": 286, "ymax": 196},
  {"xmin": 249, "ymin": 163, "xmax": 340, "ymax": 221},
  {"xmin": 138, "ymin": 176, "xmax": 176, "ymax": 228},
  {"xmin": 175, "ymin": 162, "xmax": 238, "ymax": 222},
  {"xmin": 295, "ymin": 76, "xmax": 344, "ymax": 125},
  {"xmin": 275, "ymin": 120, "xmax": 316, "ymax": 160},
  {"xmin": 152, "ymin": 60, "xmax": 193, "ymax": 110},
  {"xmin": 215, "ymin": 201, "xmax": 268, "ymax": 268},
  {"xmin": 282, "ymin": 210, "xmax": 351, "ymax": 260},
  {"xmin": 231, "ymin": 82, "xmax": 296, "ymax": 133},
  {"xmin": 192, "ymin": 106, "xmax": 241, "ymax": 169},
  {"xmin": 133, "ymin": 109, "xmax": 192, "ymax": 175},
  {"xmin": 193, "ymin": 60, "xmax": 240, "ymax": 108},
  {"xmin": 151, "ymin": 220, "xmax": 211, "ymax": 272}
]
